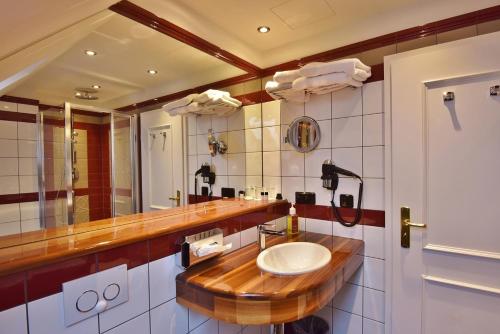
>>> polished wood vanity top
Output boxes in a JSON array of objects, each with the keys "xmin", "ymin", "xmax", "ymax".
[
  {"xmin": 176, "ymin": 232, "xmax": 364, "ymax": 325},
  {"xmin": 0, "ymin": 199, "xmax": 287, "ymax": 277}
]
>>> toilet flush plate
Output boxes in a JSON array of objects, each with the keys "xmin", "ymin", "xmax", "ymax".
[{"xmin": 63, "ymin": 264, "xmax": 128, "ymax": 327}]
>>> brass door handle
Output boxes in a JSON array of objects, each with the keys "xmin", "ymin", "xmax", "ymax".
[
  {"xmin": 169, "ymin": 190, "xmax": 181, "ymax": 207},
  {"xmin": 401, "ymin": 207, "xmax": 426, "ymax": 248}
]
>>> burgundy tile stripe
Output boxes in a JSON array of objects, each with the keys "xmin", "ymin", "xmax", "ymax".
[
  {"xmin": 0, "ymin": 190, "xmax": 96, "ymax": 204},
  {"xmin": 0, "ymin": 95, "xmax": 38, "ymax": 106},
  {"xmin": 295, "ymin": 204, "xmax": 385, "ymax": 228},
  {"xmin": 0, "ymin": 272, "xmax": 25, "ymax": 312},
  {"xmin": 27, "ymin": 254, "xmax": 97, "ymax": 302},
  {"xmin": 188, "ymin": 194, "xmax": 222, "ymax": 204},
  {"xmin": 97, "ymin": 241, "xmax": 149, "ymax": 271},
  {"xmin": 0, "ymin": 110, "xmax": 36, "ymax": 123}
]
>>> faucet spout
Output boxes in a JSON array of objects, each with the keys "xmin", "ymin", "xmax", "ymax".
[{"xmin": 258, "ymin": 224, "xmax": 285, "ymax": 252}]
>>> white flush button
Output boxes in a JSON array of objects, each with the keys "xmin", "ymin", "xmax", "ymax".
[
  {"xmin": 76, "ymin": 290, "xmax": 98, "ymax": 313},
  {"xmin": 103, "ymin": 283, "xmax": 120, "ymax": 301}
]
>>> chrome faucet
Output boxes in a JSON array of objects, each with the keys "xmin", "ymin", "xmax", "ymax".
[{"xmin": 258, "ymin": 224, "xmax": 285, "ymax": 252}]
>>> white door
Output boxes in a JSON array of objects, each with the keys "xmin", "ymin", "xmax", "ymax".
[
  {"xmin": 141, "ymin": 110, "xmax": 185, "ymax": 211},
  {"xmin": 386, "ymin": 32, "xmax": 500, "ymax": 334}
]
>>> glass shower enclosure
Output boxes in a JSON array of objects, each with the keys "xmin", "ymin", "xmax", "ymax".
[{"xmin": 37, "ymin": 102, "xmax": 137, "ymax": 228}]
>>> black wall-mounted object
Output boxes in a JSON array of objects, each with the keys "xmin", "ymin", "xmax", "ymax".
[
  {"xmin": 221, "ymin": 187, "xmax": 235, "ymax": 198},
  {"xmin": 340, "ymin": 194, "xmax": 354, "ymax": 208},
  {"xmin": 295, "ymin": 192, "xmax": 316, "ymax": 205},
  {"xmin": 201, "ymin": 186, "xmax": 208, "ymax": 196}
]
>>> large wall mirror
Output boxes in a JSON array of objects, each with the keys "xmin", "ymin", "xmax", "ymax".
[{"xmin": 0, "ymin": 7, "xmax": 263, "ymax": 243}]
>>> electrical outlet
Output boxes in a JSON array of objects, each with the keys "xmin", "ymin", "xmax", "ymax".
[{"xmin": 63, "ymin": 264, "xmax": 128, "ymax": 327}]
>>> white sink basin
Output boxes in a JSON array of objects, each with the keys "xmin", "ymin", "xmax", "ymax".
[{"xmin": 256, "ymin": 242, "xmax": 332, "ymax": 275}]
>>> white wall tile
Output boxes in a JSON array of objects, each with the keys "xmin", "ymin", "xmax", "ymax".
[
  {"xmin": 244, "ymin": 104, "xmax": 261, "ymax": 129},
  {"xmin": 0, "ymin": 157, "xmax": 18, "ymax": 176},
  {"xmin": 281, "ymin": 176, "xmax": 304, "ymax": 203},
  {"xmin": 332, "ymin": 88, "xmax": 362, "ymax": 118},
  {"xmin": 332, "ymin": 117, "xmax": 362, "ymax": 148},
  {"xmin": 197, "ymin": 155, "xmax": 211, "ymax": 168},
  {"xmin": 196, "ymin": 115, "xmax": 212, "ymax": 135},
  {"xmin": 0, "ymin": 221, "xmax": 21, "ymax": 236},
  {"xmin": 227, "ymin": 131, "xmax": 245, "ymax": 153},
  {"xmin": 263, "ymin": 176, "xmax": 281, "ymax": 199},
  {"xmin": 363, "ymin": 146, "xmax": 384, "ymax": 178},
  {"xmin": 262, "ymin": 100, "xmax": 280, "ymax": 126},
  {"xmin": 280, "ymin": 101, "xmax": 304, "ymax": 125},
  {"xmin": 0, "ymin": 120, "xmax": 17, "ymax": 139},
  {"xmin": 363, "ymin": 318, "xmax": 384, "ymax": 334},
  {"xmin": 362, "ymin": 81, "xmax": 383, "ymax": 115},
  {"xmin": 306, "ymin": 93, "xmax": 331, "ymax": 120},
  {"xmin": 262, "ymin": 151, "xmax": 280, "ymax": 176},
  {"xmin": 212, "ymin": 175, "xmax": 228, "ymax": 197},
  {"xmin": 19, "ymin": 175, "xmax": 38, "ymax": 193},
  {"xmin": 244, "ymin": 128, "xmax": 262, "ymax": 152},
  {"xmin": 0, "ymin": 203, "xmax": 20, "ymax": 223},
  {"xmin": 219, "ymin": 320, "xmax": 242, "ymax": 334},
  {"xmin": 18, "ymin": 140, "xmax": 37, "ymax": 157},
  {"xmin": 331, "ymin": 147, "xmax": 362, "ymax": 177},
  {"xmin": 150, "ymin": 299, "xmax": 188, "ymax": 334},
  {"xmin": 332, "ymin": 283, "xmax": 363, "ymax": 316},
  {"xmin": 362, "ymin": 178, "xmax": 384, "ymax": 210},
  {"xmin": 245, "ymin": 175, "xmax": 262, "ymax": 188},
  {"xmin": 314, "ymin": 306, "xmax": 333, "ymax": 334},
  {"xmin": 187, "ymin": 115, "xmax": 197, "ymax": 136},
  {"xmin": 188, "ymin": 135, "xmax": 197, "ymax": 156},
  {"xmin": 105, "ymin": 312, "xmax": 150, "ymax": 334},
  {"xmin": 281, "ymin": 150, "xmax": 304, "ymax": 177},
  {"xmin": 346, "ymin": 256, "xmax": 364, "ymax": 286},
  {"xmin": 196, "ymin": 135, "xmax": 209, "ymax": 155},
  {"xmin": 149, "ymin": 254, "xmax": 182, "ymax": 308},
  {"xmin": 190, "ymin": 318, "xmax": 217, "ymax": 334},
  {"xmin": 19, "ymin": 157, "xmax": 37, "ymax": 175},
  {"xmin": 212, "ymin": 154, "xmax": 228, "ymax": 176},
  {"xmin": 241, "ymin": 325, "xmax": 261, "ymax": 334},
  {"xmin": 362, "ymin": 114, "xmax": 384, "ymax": 146},
  {"xmin": 228, "ymin": 175, "xmax": 245, "ymax": 193},
  {"xmin": 188, "ymin": 155, "xmax": 197, "ymax": 174},
  {"xmin": 0, "ymin": 176, "xmax": 19, "ymax": 195},
  {"xmin": 305, "ymin": 177, "xmax": 332, "ymax": 206},
  {"xmin": 332, "ymin": 223, "xmax": 363, "ymax": 240},
  {"xmin": 363, "ymin": 288, "xmax": 384, "ymax": 323},
  {"xmin": 18, "ymin": 122, "xmax": 37, "ymax": 140},
  {"xmin": 223, "ymin": 232, "xmax": 241, "ymax": 254},
  {"xmin": 0, "ymin": 101, "xmax": 17, "ymax": 112},
  {"xmin": 211, "ymin": 116, "xmax": 228, "ymax": 133},
  {"xmin": 363, "ymin": 226, "xmax": 385, "ymax": 259},
  {"xmin": 240, "ymin": 226, "xmax": 257, "ymax": 247},
  {"xmin": 331, "ymin": 308, "xmax": 362, "ymax": 334},
  {"xmin": 333, "ymin": 177, "xmax": 361, "ymax": 209},
  {"xmin": 21, "ymin": 219, "xmax": 40, "ymax": 233},
  {"xmin": 228, "ymin": 110, "xmax": 245, "ymax": 131},
  {"xmin": 0, "ymin": 139, "xmax": 18, "ymax": 157},
  {"xmin": 245, "ymin": 152, "xmax": 262, "ymax": 176},
  {"xmin": 18, "ymin": 104, "xmax": 38, "ymax": 114},
  {"xmin": 228, "ymin": 153, "xmax": 246, "ymax": 176},
  {"xmin": 262, "ymin": 126, "xmax": 280, "ymax": 151},
  {"xmin": 305, "ymin": 148, "xmax": 330, "ymax": 177},
  {"xmin": 99, "ymin": 265, "xmax": 149, "ymax": 332},
  {"xmin": 0, "ymin": 304, "xmax": 27, "ymax": 334},
  {"xmin": 317, "ymin": 119, "xmax": 332, "ymax": 149},
  {"xmin": 363, "ymin": 257, "xmax": 384, "ymax": 291},
  {"xmin": 306, "ymin": 218, "xmax": 333, "ymax": 235},
  {"xmin": 28, "ymin": 293, "xmax": 99, "ymax": 334},
  {"xmin": 188, "ymin": 309, "xmax": 209, "ymax": 331}
]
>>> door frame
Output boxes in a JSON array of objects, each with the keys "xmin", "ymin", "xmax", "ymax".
[{"xmin": 383, "ymin": 31, "xmax": 500, "ymax": 334}]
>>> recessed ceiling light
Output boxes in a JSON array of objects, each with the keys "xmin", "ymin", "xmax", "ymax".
[
  {"xmin": 84, "ymin": 50, "xmax": 97, "ymax": 56},
  {"xmin": 147, "ymin": 69, "xmax": 158, "ymax": 75},
  {"xmin": 75, "ymin": 92, "xmax": 82, "ymax": 96},
  {"xmin": 257, "ymin": 26, "xmax": 270, "ymax": 33},
  {"xmin": 92, "ymin": 84, "xmax": 101, "ymax": 89}
]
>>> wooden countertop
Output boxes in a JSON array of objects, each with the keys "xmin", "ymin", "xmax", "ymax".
[
  {"xmin": 0, "ymin": 199, "xmax": 287, "ymax": 277},
  {"xmin": 176, "ymin": 232, "xmax": 364, "ymax": 325}
]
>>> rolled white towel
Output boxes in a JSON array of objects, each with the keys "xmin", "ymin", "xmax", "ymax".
[
  {"xmin": 194, "ymin": 89, "xmax": 230, "ymax": 104},
  {"xmin": 273, "ymin": 69, "xmax": 301, "ymax": 83},
  {"xmin": 352, "ymin": 68, "xmax": 371, "ymax": 81},
  {"xmin": 162, "ymin": 93, "xmax": 198, "ymax": 111},
  {"xmin": 163, "ymin": 101, "xmax": 201, "ymax": 116},
  {"xmin": 299, "ymin": 58, "xmax": 371, "ymax": 78}
]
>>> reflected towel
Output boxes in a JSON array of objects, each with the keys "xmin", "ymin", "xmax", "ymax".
[{"xmin": 273, "ymin": 69, "xmax": 301, "ymax": 83}]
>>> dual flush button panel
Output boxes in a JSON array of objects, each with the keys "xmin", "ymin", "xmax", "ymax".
[{"xmin": 63, "ymin": 264, "xmax": 128, "ymax": 327}]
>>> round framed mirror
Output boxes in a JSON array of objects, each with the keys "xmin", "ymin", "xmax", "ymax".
[{"xmin": 286, "ymin": 116, "xmax": 321, "ymax": 153}]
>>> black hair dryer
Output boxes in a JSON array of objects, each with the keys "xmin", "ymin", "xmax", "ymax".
[
  {"xmin": 321, "ymin": 160, "xmax": 363, "ymax": 227},
  {"xmin": 194, "ymin": 163, "xmax": 216, "ymax": 201}
]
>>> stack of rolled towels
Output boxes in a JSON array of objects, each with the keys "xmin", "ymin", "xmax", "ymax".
[
  {"xmin": 265, "ymin": 58, "xmax": 371, "ymax": 102},
  {"xmin": 163, "ymin": 89, "xmax": 242, "ymax": 117}
]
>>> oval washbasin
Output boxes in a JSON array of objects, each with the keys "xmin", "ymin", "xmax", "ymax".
[{"xmin": 256, "ymin": 242, "xmax": 332, "ymax": 275}]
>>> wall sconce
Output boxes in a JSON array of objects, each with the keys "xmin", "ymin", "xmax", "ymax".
[{"xmin": 208, "ymin": 129, "xmax": 227, "ymax": 157}]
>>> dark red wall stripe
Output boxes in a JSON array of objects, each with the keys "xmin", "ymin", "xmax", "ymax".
[
  {"xmin": 295, "ymin": 204, "xmax": 385, "ymax": 228},
  {"xmin": 0, "ymin": 110, "xmax": 36, "ymax": 123},
  {"xmin": 0, "ymin": 95, "xmax": 38, "ymax": 106}
]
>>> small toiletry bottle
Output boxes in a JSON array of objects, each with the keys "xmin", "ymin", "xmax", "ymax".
[{"xmin": 287, "ymin": 204, "xmax": 299, "ymax": 236}]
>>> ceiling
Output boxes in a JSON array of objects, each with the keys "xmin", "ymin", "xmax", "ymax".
[{"xmin": 7, "ymin": 12, "xmax": 245, "ymax": 108}]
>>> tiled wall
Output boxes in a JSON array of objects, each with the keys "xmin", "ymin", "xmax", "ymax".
[
  {"xmin": 0, "ymin": 100, "xmax": 40, "ymax": 236},
  {"xmin": 186, "ymin": 104, "xmax": 264, "ymax": 198}
]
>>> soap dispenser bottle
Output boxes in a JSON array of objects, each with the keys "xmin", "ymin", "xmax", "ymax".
[{"xmin": 287, "ymin": 203, "xmax": 299, "ymax": 236}]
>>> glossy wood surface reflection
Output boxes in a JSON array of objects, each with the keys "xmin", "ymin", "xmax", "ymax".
[
  {"xmin": 0, "ymin": 199, "xmax": 287, "ymax": 276},
  {"xmin": 176, "ymin": 232, "xmax": 364, "ymax": 325}
]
